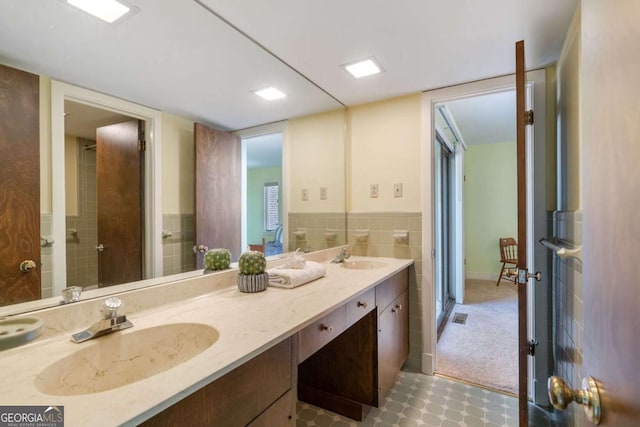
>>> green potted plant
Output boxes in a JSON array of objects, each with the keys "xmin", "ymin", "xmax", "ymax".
[
  {"xmin": 203, "ymin": 248, "xmax": 231, "ymax": 273},
  {"xmin": 236, "ymin": 250, "xmax": 268, "ymax": 293}
]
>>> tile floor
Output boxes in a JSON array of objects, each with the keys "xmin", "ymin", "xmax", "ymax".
[{"xmin": 296, "ymin": 371, "xmax": 520, "ymax": 427}]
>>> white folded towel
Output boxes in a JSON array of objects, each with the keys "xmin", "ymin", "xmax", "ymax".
[{"xmin": 267, "ymin": 261, "xmax": 327, "ymax": 289}]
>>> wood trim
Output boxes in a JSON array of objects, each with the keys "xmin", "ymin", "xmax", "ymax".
[{"xmin": 515, "ymin": 39, "xmax": 528, "ymax": 427}]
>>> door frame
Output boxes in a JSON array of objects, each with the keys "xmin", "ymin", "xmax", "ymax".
[
  {"xmin": 51, "ymin": 81, "xmax": 163, "ymax": 296},
  {"xmin": 421, "ymin": 70, "xmax": 550, "ymax": 403},
  {"xmin": 234, "ymin": 121, "xmax": 289, "ymax": 254}
]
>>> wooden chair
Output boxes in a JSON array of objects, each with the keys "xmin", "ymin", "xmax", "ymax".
[
  {"xmin": 496, "ymin": 237, "xmax": 518, "ymax": 286},
  {"xmin": 248, "ymin": 238, "xmax": 265, "ymax": 253}
]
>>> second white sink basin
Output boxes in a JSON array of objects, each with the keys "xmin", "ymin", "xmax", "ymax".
[
  {"xmin": 35, "ymin": 323, "xmax": 219, "ymax": 396},
  {"xmin": 340, "ymin": 260, "xmax": 387, "ymax": 270}
]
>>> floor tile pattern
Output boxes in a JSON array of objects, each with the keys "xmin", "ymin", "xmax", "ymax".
[{"xmin": 296, "ymin": 372, "xmax": 519, "ymax": 427}]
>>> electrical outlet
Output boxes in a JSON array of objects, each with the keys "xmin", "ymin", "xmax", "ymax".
[
  {"xmin": 320, "ymin": 187, "xmax": 328, "ymax": 200},
  {"xmin": 370, "ymin": 184, "xmax": 379, "ymax": 198},
  {"xmin": 301, "ymin": 188, "xmax": 309, "ymax": 201},
  {"xmin": 393, "ymin": 183, "xmax": 403, "ymax": 198}
]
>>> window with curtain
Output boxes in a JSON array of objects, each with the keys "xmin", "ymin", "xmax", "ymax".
[{"xmin": 264, "ymin": 182, "xmax": 279, "ymax": 231}]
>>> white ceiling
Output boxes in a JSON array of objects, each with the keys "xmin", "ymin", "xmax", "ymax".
[
  {"xmin": 65, "ymin": 101, "xmax": 133, "ymax": 139},
  {"xmin": 245, "ymin": 133, "xmax": 283, "ymax": 169},
  {"xmin": 444, "ymin": 91, "xmax": 517, "ymax": 146},
  {"xmin": 0, "ymin": 0, "xmax": 578, "ymax": 131}
]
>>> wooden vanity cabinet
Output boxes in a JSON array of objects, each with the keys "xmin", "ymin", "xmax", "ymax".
[
  {"xmin": 377, "ymin": 289, "xmax": 409, "ymax": 405},
  {"xmin": 140, "ymin": 338, "xmax": 294, "ymax": 427},
  {"xmin": 297, "ymin": 268, "xmax": 409, "ymax": 420}
]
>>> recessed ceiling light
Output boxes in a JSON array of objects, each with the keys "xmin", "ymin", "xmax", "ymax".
[
  {"xmin": 254, "ymin": 87, "xmax": 286, "ymax": 101},
  {"xmin": 67, "ymin": 0, "xmax": 131, "ymax": 24},
  {"xmin": 343, "ymin": 58, "xmax": 383, "ymax": 79}
]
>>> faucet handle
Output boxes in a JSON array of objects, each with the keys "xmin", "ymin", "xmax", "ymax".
[{"xmin": 102, "ymin": 297, "xmax": 124, "ymax": 319}]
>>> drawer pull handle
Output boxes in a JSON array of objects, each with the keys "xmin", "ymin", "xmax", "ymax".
[
  {"xmin": 391, "ymin": 304, "xmax": 403, "ymax": 313},
  {"xmin": 321, "ymin": 324, "xmax": 333, "ymax": 332},
  {"xmin": 357, "ymin": 301, "xmax": 368, "ymax": 309}
]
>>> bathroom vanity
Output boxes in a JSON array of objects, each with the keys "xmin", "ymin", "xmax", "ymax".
[{"xmin": 0, "ymin": 249, "xmax": 412, "ymax": 426}]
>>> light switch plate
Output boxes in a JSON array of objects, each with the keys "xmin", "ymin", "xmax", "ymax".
[
  {"xmin": 370, "ymin": 184, "xmax": 379, "ymax": 198},
  {"xmin": 302, "ymin": 188, "xmax": 309, "ymax": 201},
  {"xmin": 320, "ymin": 187, "xmax": 327, "ymax": 200},
  {"xmin": 393, "ymin": 183, "xmax": 403, "ymax": 198}
]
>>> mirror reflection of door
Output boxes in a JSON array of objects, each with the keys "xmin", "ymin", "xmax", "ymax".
[
  {"xmin": 194, "ymin": 123, "xmax": 242, "ymax": 266},
  {"xmin": 244, "ymin": 132, "xmax": 283, "ymax": 256},
  {"xmin": 96, "ymin": 120, "xmax": 144, "ymax": 287},
  {"xmin": 64, "ymin": 102, "xmax": 143, "ymax": 288},
  {"xmin": 0, "ymin": 64, "xmax": 41, "ymax": 306}
]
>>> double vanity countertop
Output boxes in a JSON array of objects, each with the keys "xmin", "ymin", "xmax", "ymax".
[{"xmin": 0, "ymin": 249, "xmax": 412, "ymax": 426}]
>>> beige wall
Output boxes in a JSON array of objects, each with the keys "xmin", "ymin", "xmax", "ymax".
[
  {"xmin": 287, "ymin": 108, "xmax": 346, "ymax": 213},
  {"xmin": 161, "ymin": 112, "xmax": 195, "ymax": 215},
  {"xmin": 557, "ymin": 11, "xmax": 581, "ymax": 212},
  {"xmin": 348, "ymin": 94, "xmax": 422, "ymax": 213}
]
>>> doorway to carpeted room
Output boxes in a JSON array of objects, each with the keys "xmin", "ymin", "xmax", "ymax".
[{"xmin": 436, "ymin": 278, "xmax": 518, "ymax": 394}]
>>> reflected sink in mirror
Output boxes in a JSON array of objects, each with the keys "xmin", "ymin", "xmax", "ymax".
[
  {"xmin": 35, "ymin": 323, "xmax": 219, "ymax": 396},
  {"xmin": 340, "ymin": 260, "xmax": 387, "ymax": 270}
]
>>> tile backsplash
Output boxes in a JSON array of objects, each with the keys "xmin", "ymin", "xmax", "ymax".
[
  {"xmin": 162, "ymin": 214, "xmax": 196, "ymax": 276},
  {"xmin": 347, "ymin": 212, "xmax": 423, "ymax": 372},
  {"xmin": 552, "ymin": 209, "xmax": 584, "ymax": 426}
]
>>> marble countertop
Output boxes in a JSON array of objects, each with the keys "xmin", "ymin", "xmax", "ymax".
[{"xmin": 0, "ymin": 251, "xmax": 412, "ymax": 426}]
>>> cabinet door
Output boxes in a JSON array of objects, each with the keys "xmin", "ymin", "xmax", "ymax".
[
  {"xmin": 140, "ymin": 338, "xmax": 291, "ymax": 427},
  {"xmin": 378, "ymin": 290, "xmax": 409, "ymax": 404},
  {"xmin": 248, "ymin": 390, "xmax": 294, "ymax": 427}
]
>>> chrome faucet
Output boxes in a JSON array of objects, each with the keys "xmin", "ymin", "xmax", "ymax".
[
  {"xmin": 71, "ymin": 297, "xmax": 133, "ymax": 343},
  {"xmin": 331, "ymin": 247, "xmax": 351, "ymax": 263}
]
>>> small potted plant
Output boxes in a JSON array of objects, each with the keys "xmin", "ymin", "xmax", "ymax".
[
  {"xmin": 203, "ymin": 248, "xmax": 232, "ymax": 273},
  {"xmin": 236, "ymin": 250, "xmax": 268, "ymax": 293}
]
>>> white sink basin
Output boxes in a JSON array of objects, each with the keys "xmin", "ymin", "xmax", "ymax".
[
  {"xmin": 340, "ymin": 260, "xmax": 387, "ymax": 270},
  {"xmin": 35, "ymin": 323, "xmax": 218, "ymax": 396}
]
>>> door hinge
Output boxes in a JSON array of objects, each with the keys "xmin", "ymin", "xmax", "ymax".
[
  {"xmin": 527, "ymin": 339, "xmax": 538, "ymax": 356},
  {"xmin": 138, "ymin": 140, "xmax": 146, "ymax": 152},
  {"xmin": 525, "ymin": 110, "xmax": 534, "ymax": 125}
]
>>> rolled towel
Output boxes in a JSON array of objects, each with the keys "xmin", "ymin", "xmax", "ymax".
[{"xmin": 267, "ymin": 261, "xmax": 327, "ymax": 289}]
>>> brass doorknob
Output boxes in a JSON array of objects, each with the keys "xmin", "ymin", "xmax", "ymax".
[
  {"xmin": 548, "ymin": 376, "xmax": 601, "ymax": 425},
  {"xmin": 19, "ymin": 260, "xmax": 37, "ymax": 272}
]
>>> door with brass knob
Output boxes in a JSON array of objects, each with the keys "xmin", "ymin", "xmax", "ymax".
[
  {"xmin": 0, "ymin": 64, "xmax": 41, "ymax": 307},
  {"xmin": 19, "ymin": 260, "xmax": 37, "ymax": 273}
]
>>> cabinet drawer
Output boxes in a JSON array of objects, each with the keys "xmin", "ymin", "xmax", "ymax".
[
  {"xmin": 298, "ymin": 305, "xmax": 347, "ymax": 363},
  {"xmin": 376, "ymin": 269, "xmax": 409, "ymax": 312},
  {"xmin": 346, "ymin": 288, "xmax": 375, "ymax": 326}
]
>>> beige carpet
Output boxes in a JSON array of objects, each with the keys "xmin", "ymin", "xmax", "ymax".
[{"xmin": 436, "ymin": 279, "xmax": 518, "ymax": 394}]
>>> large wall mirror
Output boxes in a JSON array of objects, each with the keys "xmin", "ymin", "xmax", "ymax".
[{"xmin": 0, "ymin": 2, "xmax": 346, "ymax": 315}]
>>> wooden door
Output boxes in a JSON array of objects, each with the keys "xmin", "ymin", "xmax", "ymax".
[
  {"xmin": 96, "ymin": 120, "xmax": 143, "ymax": 287},
  {"xmin": 515, "ymin": 40, "xmax": 529, "ymax": 427},
  {"xmin": 0, "ymin": 64, "xmax": 40, "ymax": 306},
  {"xmin": 580, "ymin": 2, "xmax": 640, "ymax": 425},
  {"xmin": 194, "ymin": 123, "xmax": 241, "ymax": 266}
]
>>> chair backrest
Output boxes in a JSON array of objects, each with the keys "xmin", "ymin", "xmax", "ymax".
[
  {"xmin": 499, "ymin": 237, "xmax": 518, "ymax": 262},
  {"xmin": 248, "ymin": 238, "xmax": 266, "ymax": 253}
]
